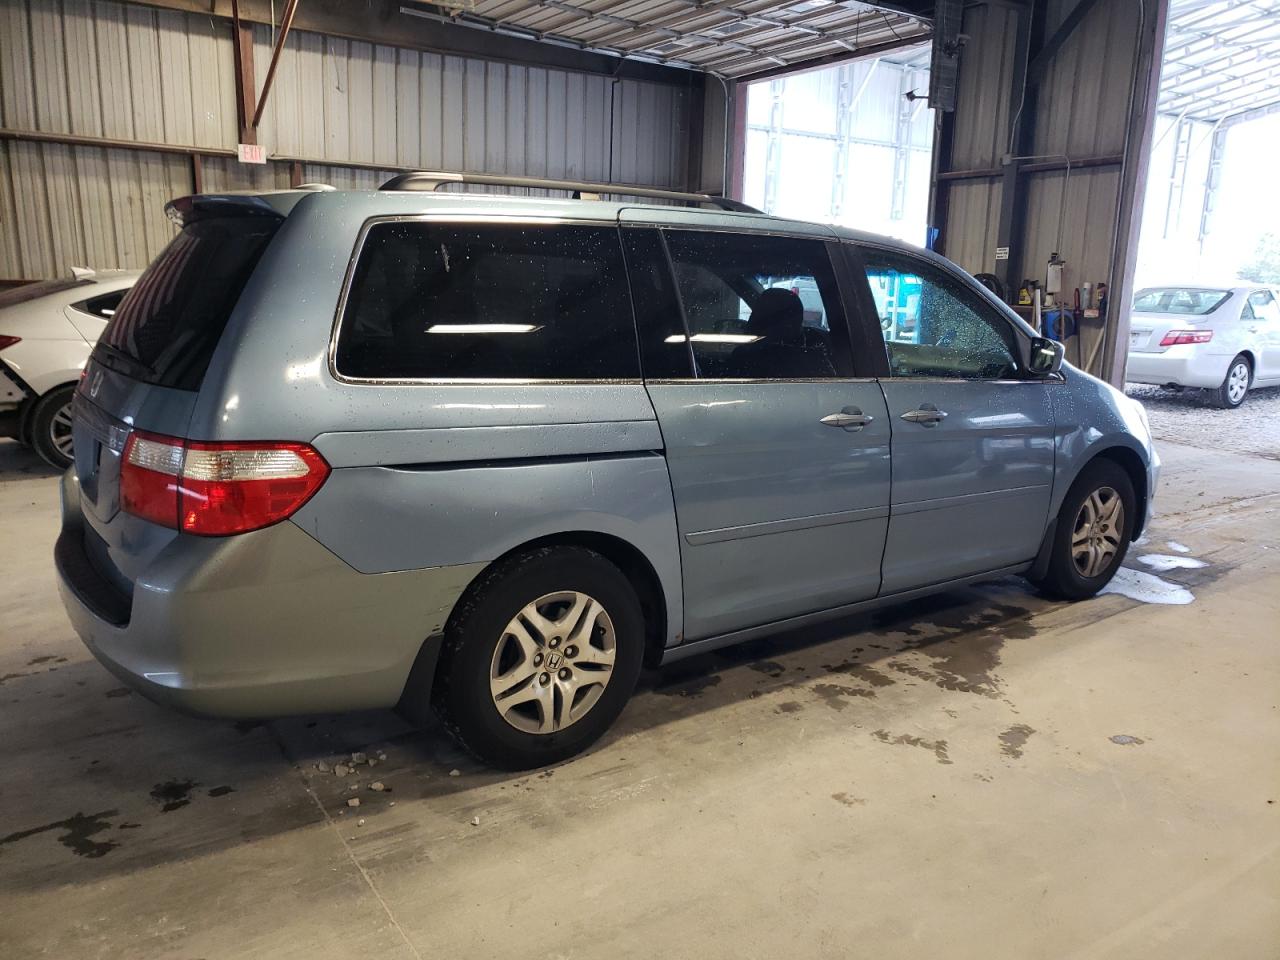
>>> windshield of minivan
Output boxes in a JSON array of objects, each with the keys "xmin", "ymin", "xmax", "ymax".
[
  {"xmin": 1133, "ymin": 287, "xmax": 1231, "ymax": 315},
  {"xmin": 94, "ymin": 216, "xmax": 278, "ymax": 390}
]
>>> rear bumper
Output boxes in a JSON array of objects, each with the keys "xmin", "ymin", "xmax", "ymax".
[
  {"xmin": 1126, "ymin": 349, "xmax": 1229, "ymax": 389},
  {"xmin": 56, "ymin": 470, "xmax": 485, "ymax": 719}
]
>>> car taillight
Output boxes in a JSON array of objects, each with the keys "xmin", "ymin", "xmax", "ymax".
[
  {"xmin": 121, "ymin": 431, "xmax": 329, "ymax": 536},
  {"xmin": 1159, "ymin": 329, "xmax": 1212, "ymax": 346},
  {"xmin": 0, "ymin": 335, "xmax": 21, "ymax": 351}
]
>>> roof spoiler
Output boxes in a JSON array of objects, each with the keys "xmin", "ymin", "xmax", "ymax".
[
  {"xmin": 164, "ymin": 188, "xmax": 330, "ymax": 226},
  {"xmin": 378, "ymin": 170, "xmax": 760, "ymax": 214}
]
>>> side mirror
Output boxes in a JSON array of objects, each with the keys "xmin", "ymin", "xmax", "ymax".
[{"xmin": 1029, "ymin": 336, "xmax": 1064, "ymax": 375}]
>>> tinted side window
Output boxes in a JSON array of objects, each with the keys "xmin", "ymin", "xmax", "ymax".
[
  {"xmin": 72, "ymin": 289, "xmax": 128, "ymax": 319},
  {"xmin": 620, "ymin": 228, "xmax": 694, "ymax": 379},
  {"xmin": 664, "ymin": 230, "xmax": 853, "ymax": 379},
  {"xmin": 336, "ymin": 222, "xmax": 639, "ymax": 381},
  {"xmin": 862, "ymin": 250, "xmax": 1020, "ymax": 380}
]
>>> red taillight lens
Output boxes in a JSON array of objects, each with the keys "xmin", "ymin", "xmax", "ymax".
[
  {"xmin": 1159, "ymin": 329, "xmax": 1212, "ymax": 346},
  {"xmin": 0, "ymin": 335, "xmax": 21, "ymax": 351},
  {"xmin": 121, "ymin": 432, "xmax": 184, "ymax": 528},
  {"xmin": 120, "ymin": 432, "xmax": 329, "ymax": 536}
]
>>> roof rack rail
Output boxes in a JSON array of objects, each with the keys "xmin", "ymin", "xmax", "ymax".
[{"xmin": 378, "ymin": 171, "xmax": 760, "ymax": 214}]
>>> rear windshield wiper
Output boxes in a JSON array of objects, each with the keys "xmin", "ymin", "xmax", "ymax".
[{"xmin": 93, "ymin": 342, "xmax": 158, "ymax": 380}]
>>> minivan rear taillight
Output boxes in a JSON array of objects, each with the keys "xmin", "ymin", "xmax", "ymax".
[
  {"xmin": 1159, "ymin": 329, "xmax": 1212, "ymax": 346},
  {"xmin": 121, "ymin": 431, "xmax": 329, "ymax": 536}
]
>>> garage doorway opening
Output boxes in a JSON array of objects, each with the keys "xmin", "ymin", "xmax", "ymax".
[
  {"xmin": 741, "ymin": 47, "xmax": 934, "ymax": 244},
  {"xmin": 1136, "ymin": 1, "xmax": 1280, "ymax": 288}
]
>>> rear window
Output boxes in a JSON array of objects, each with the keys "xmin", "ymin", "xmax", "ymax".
[
  {"xmin": 94, "ymin": 217, "xmax": 278, "ymax": 390},
  {"xmin": 1133, "ymin": 287, "xmax": 1230, "ymax": 315},
  {"xmin": 334, "ymin": 221, "xmax": 639, "ymax": 381},
  {"xmin": 0, "ymin": 277, "xmax": 90, "ymax": 307}
]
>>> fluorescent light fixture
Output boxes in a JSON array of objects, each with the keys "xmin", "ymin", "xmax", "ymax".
[
  {"xmin": 427, "ymin": 323, "xmax": 542, "ymax": 334},
  {"xmin": 665, "ymin": 333, "xmax": 761, "ymax": 344}
]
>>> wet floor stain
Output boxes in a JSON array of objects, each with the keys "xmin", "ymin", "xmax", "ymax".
[
  {"xmin": 813, "ymin": 683, "xmax": 875, "ymax": 711},
  {"xmin": 0, "ymin": 672, "xmax": 32, "ymax": 685},
  {"xmin": 104, "ymin": 687, "xmax": 131, "ymax": 698},
  {"xmin": 871, "ymin": 729, "xmax": 952, "ymax": 764},
  {"xmin": 0, "ymin": 810, "xmax": 121, "ymax": 858},
  {"xmin": 776, "ymin": 701, "xmax": 803, "ymax": 714},
  {"xmin": 233, "ymin": 720, "xmax": 266, "ymax": 735},
  {"xmin": 748, "ymin": 660, "xmax": 786, "ymax": 678},
  {"xmin": 207, "ymin": 785, "xmax": 235, "ymax": 798},
  {"xmin": 654, "ymin": 673, "xmax": 722, "ymax": 698},
  {"xmin": 999, "ymin": 723, "xmax": 1036, "ymax": 759},
  {"xmin": 26, "ymin": 655, "xmax": 59, "ymax": 665},
  {"xmin": 831, "ymin": 792, "xmax": 866, "ymax": 807},
  {"xmin": 1109, "ymin": 734, "xmax": 1145, "ymax": 746},
  {"xmin": 150, "ymin": 780, "xmax": 198, "ymax": 812},
  {"xmin": 822, "ymin": 661, "xmax": 896, "ymax": 688}
]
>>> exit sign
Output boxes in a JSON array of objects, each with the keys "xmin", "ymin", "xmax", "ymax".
[{"xmin": 237, "ymin": 143, "xmax": 266, "ymax": 164}]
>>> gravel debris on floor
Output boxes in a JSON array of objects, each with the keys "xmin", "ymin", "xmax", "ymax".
[{"xmin": 1125, "ymin": 384, "xmax": 1280, "ymax": 459}]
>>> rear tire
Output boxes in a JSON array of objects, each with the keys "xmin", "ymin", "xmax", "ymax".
[
  {"xmin": 430, "ymin": 546, "xmax": 645, "ymax": 770},
  {"xmin": 1032, "ymin": 459, "xmax": 1136, "ymax": 601},
  {"xmin": 30, "ymin": 385, "xmax": 76, "ymax": 469},
  {"xmin": 1214, "ymin": 355, "xmax": 1251, "ymax": 409}
]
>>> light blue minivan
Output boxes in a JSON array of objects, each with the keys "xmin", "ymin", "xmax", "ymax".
[{"xmin": 56, "ymin": 174, "xmax": 1158, "ymax": 769}]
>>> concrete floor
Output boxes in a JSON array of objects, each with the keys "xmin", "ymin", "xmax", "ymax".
[{"xmin": 2, "ymin": 428, "xmax": 1278, "ymax": 959}]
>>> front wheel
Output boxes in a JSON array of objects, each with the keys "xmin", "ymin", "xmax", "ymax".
[
  {"xmin": 429, "ymin": 546, "xmax": 645, "ymax": 770},
  {"xmin": 1214, "ymin": 355, "xmax": 1251, "ymax": 409},
  {"xmin": 30, "ymin": 385, "xmax": 76, "ymax": 469},
  {"xmin": 1031, "ymin": 460, "xmax": 1136, "ymax": 601}
]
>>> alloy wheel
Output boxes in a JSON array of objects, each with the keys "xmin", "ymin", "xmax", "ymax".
[
  {"xmin": 489, "ymin": 591, "xmax": 616, "ymax": 735},
  {"xmin": 1071, "ymin": 486, "xmax": 1125, "ymax": 578},
  {"xmin": 1227, "ymin": 361, "xmax": 1249, "ymax": 405},
  {"xmin": 49, "ymin": 403, "xmax": 74, "ymax": 458}
]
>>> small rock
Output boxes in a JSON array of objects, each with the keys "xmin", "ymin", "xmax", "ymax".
[
  {"xmin": 334, "ymin": 763, "xmax": 350, "ymax": 777},
  {"xmin": 348, "ymin": 781, "xmax": 359, "ymax": 791},
  {"xmin": 357, "ymin": 818, "xmax": 366, "ymax": 827},
  {"xmin": 470, "ymin": 816, "xmax": 480, "ymax": 826},
  {"xmin": 351, "ymin": 751, "xmax": 368, "ymax": 764},
  {"xmin": 347, "ymin": 797, "xmax": 361, "ymax": 808},
  {"xmin": 369, "ymin": 781, "xmax": 386, "ymax": 792},
  {"xmin": 449, "ymin": 769, "xmax": 461, "ymax": 777},
  {"xmin": 315, "ymin": 761, "xmax": 331, "ymax": 773},
  {"xmin": 377, "ymin": 752, "xmax": 387, "ymax": 761},
  {"xmin": 389, "ymin": 801, "xmax": 396, "ymax": 807},
  {"xmin": 367, "ymin": 758, "xmax": 378, "ymax": 767}
]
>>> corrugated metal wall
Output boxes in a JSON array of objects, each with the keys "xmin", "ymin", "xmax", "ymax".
[
  {"xmin": 0, "ymin": 0, "xmax": 692, "ymax": 279},
  {"xmin": 944, "ymin": 0, "xmax": 1141, "ymax": 291}
]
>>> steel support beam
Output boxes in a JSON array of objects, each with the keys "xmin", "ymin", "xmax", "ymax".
[
  {"xmin": 231, "ymin": 0, "xmax": 257, "ymax": 144},
  {"xmin": 115, "ymin": 0, "xmax": 697, "ymax": 86},
  {"xmin": 1026, "ymin": 0, "xmax": 1105, "ymax": 85},
  {"xmin": 251, "ymin": 0, "xmax": 301, "ymax": 130},
  {"xmin": 992, "ymin": 0, "xmax": 1046, "ymax": 293},
  {"xmin": 1098, "ymin": 0, "xmax": 1171, "ymax": 387},
  {"xmin": 735, "ymin": 33, "xmax": 930, "ymax": 84}
]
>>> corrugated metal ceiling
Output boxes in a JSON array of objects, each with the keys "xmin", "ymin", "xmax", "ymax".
[
  {"xmin": 399, "ymin": 0, "xmax": 932, "ymax": 78},
  {"xmin": 1160, "ymin": 0, "xmax": 1280, "ymax": 121}
]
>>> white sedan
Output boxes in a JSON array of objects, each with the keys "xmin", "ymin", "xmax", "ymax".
[
  {"xmin": 1126, "ymin": 284, "xmax": 1280, "ymax": 408},
  {"xmin": 0, "ymin": 268, "xmax": 140, "ymax": 467}
]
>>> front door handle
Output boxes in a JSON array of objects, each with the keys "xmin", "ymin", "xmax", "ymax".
[
  {"xmin": 821, "ymin": 410, "xmax": 874, "ymax": 431},
  {"xmin": 900, "ymin": 405, "xmax": 948, "ymax": 427}
]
